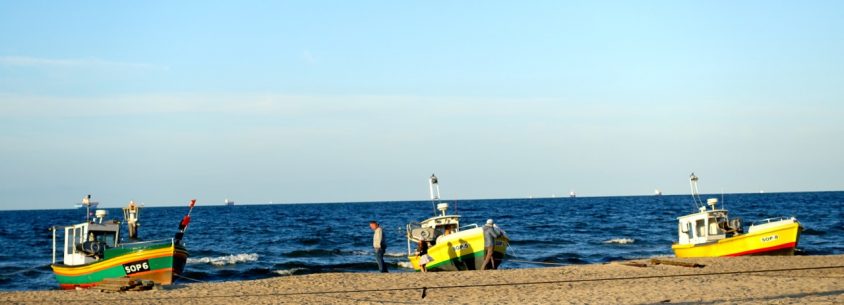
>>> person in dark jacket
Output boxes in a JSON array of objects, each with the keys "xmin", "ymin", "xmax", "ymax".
[{"xmin": 416, "ymin": 240, "xmax": 433, "ymax": 272}]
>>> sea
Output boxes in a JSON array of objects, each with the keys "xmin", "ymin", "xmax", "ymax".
[{"xmin": 1, "ymin": 191, "xmax": 842, "ymax": 291}]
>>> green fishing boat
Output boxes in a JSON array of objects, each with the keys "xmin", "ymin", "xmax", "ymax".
[{"xmin": 50, "ymin": 196, "xmax": 195, "ymax": 289}]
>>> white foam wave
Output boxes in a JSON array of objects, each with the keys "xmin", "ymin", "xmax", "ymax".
[
  {"xmin": 397, "ymin": 261, "xmax": 414, "ymax": 269},
  {"xmin": 603, "ymin": 238, "xmax": 635, "ymax": 244},
  {"xmin": 274, "ymin": 267, "xmax": 307, "ymax": 276},
  {"xmin": 187, "ymin": 253, "xmax": 259, "ymax": 266}
]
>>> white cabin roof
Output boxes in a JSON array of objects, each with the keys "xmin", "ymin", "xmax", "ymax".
[
  {"xmin": 420, "ymin": 215, "xmax": 460, "ymax": 228},
  {"xmin": 677, "ymin": 209, "xmax": 728, "ymax": 221}
]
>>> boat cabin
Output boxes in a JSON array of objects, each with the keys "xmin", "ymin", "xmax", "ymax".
[
  {"xmin": 676, "ymin": 198, "xmax": 742, "ymax": 246},
  {"xmin": 405, "ymin": 202, "xmax": 476, "ymax": 256},
  {"xmin": 407, "ymin": 203, "xmax": 460, "ymax": 243},
  {"xmin": 420, "ymin": 215, "xmax": 460, "ymax": 242},
  {"xmin": 53, "ymin": 210, "xmax": 120, "ymax": 266}
]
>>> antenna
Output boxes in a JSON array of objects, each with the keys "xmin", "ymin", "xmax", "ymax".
[{"xmin": 454, "ymin": 200, "xmax": 457, "ymax": 215}]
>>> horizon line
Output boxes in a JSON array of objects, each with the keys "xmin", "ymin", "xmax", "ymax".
[{"xmin": 3, "ymin": 189, "xmax": 842, "ymax": 212}]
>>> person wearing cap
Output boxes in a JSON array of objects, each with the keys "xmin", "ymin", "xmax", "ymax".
[
  {"xmin": 481, "ymin": 218, "xmax": 506, "ymax": 270},
  {"xmin": 370, "ymin": 220, "xmax": 388, "ymax": 273}
]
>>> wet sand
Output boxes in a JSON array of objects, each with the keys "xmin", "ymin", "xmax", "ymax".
[{"xmin": 2, "ymin": 255, "xmax": 842, "ymax": 304}]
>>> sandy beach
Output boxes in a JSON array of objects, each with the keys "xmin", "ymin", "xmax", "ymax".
[{"xmin": 3, "ymin": 255, "xmax": 842, "ymax": 305}]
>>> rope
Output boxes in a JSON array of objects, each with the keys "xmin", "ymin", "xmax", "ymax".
[
  {"xmin": 505, "ymin": 246, "xmax": 571, "ymax": 266},
  {"xmin": 174, "ymin": 274, "xmax": 206, "ymax": 283},
  {"xmin": 507, "ymin": 259, "xmax": 571, "ymax": 266},
  {"xmin": 13, "ymin": 264, "xmax": 844, "ymax": 303},
  {"xmin": 0, "ymin": 265, "xmax": 46, "ymax": 277}
]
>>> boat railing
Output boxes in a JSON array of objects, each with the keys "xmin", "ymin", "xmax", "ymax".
[
  {"xmin": 405, "ymin": 223, "xmax": 422, "ymax": 255},
  {"xmin": 406, "ymin": 222, "xmax": 422, "ymax": 235},
  {"xmin": 751, "ymin": 216, "xmax": 793, "ymax": 226},
  {"xmin": 459, "ymin": 224, "xmax": 478, "ymax": 230},
  {"xmin": 50, "ymin": 226, "xmax": 59, "ymax": 264},
  {"xmin": 115, "ymin": 238, "xmax": 174, "ymax": 249}
]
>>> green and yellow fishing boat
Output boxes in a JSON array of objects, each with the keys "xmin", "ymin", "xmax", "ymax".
[
  {"xmin": 405, "ymin": 175, "xmax": 509, "ymax": 271},
  {"xmin": 50, "ymin": 196, "xmax": 195, "ymax": 289}
]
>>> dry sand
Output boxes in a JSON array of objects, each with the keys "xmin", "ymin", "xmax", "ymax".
[{"xmin": 2, "ymin": 255, "xmax": 842, "ymax": 305}]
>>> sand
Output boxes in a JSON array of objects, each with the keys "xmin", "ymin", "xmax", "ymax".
[{"xmin": 2, "ymin": 255, "xmax": 842, "ymax": 305}]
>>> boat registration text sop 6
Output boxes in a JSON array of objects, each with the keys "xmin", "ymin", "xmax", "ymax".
[
  {"xmin": 123, "ymin": 260, "xmax": 150, "ymax": 275},
  {"xmin": 761, "ymin": 235, "xmax": 779, "ymax": 243}
]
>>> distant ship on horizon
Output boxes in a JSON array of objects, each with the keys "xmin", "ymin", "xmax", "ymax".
[{"xmin": 225, "ymin": 198, "xmax": 234, "ymax": 206}]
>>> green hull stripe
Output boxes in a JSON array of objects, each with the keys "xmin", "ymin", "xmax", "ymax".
[{"xmin": 104, "ymin": 242, "xmax": 172, "ymax": 259}]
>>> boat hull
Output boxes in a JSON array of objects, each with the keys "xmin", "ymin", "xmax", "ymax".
[
  {"xmin": 672, "ymin": 221, "xmax": 801, "ymax": 258},
  {"xmin": 52, "ymin": 241, "xmax": 188, "ymax": 289},
  {"xmin": 407, "ymin": 227, "xmax": 508, "ymax": 271}
]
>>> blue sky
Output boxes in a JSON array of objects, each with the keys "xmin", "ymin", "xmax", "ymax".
[{"xmin": 1, "ymin": 1, "xmax": 842, "ymax": 209}]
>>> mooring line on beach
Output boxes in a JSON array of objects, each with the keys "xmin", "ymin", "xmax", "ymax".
[
  {"xmin": 746, "ymin": 273, "xmax": 844, "ymax": 279},
  {"xmin": 0, "ymin": 265, "xmax": 45, "ymax": 277},
  {"xmin": 507, "ymin": 259, "xmax": 570, "ymax": 266},
  {"xmin": 174, "ymin": 274, "xmax": 207, "ymax": 283},
  {"xmin": 14, "ymin": 264, "xmax": 844, "ymax": 303},
  {"xmin": 505, "ymin": 246, "xmax": 573, "ymax": 266}
]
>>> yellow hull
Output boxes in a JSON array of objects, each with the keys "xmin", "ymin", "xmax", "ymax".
[
  {"xmin": 672, "ymin": 222, "xmax": 801, "ymax": 257},
  {"xmin": 407, "ymin": 227, "xmax": 508, "ymax": 271}
]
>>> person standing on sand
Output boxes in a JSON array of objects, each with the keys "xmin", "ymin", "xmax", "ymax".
[
  {"xmin": 481, "ymin": 219, "xmax": 507, "ymax": 270},
  {"xmin": 370, "ymin": 220, "xmax": 388, "ymax": 273},
  {"xmin": 416, "ymin": 240, "xmax": 433, "ymax": 272}
]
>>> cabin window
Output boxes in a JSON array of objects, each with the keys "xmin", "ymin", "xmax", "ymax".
[
  {"xmin": 708, "ymin": 217, "xmax": 721, "ymax": 235},
  {"xmin": 679, "ymin": 222, "xmax": 692, "ymax": 242},
  {"xmin": 74, "ymin": 228, "xmax": 83, "ymax": 248},
  {"xmin": 66, "ymin": 227, "xmax": 83, "ymax": 255},
  {"xmin": 66, "ymin": 228, "xmax": 73, "ymax": 255},
  {"xmin": 695, "ymin": 219, "xmax": 706, "ymax": 238},
  {"xmin": 434, "ymin": 224, "xmax": 456, "ymax": 239},
  {"xmin": 90, "ymin": 231, "xmax": 116, "ymax": 247}
]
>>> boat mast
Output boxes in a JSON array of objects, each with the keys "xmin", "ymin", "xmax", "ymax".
[
  {"xmin": 689, "ymin": 173, "xmax": 704, "ymax": 210},
  {"xmin": 82, "ymin": 194, "xmax": 92, "ymax": 222},
  {"xmin": 429, "ymin": 174, "xmax": 440, "ymax": 216},
  {"xmin": 123, "ymin": 200, "xmax": 141, "ymax": 239}
]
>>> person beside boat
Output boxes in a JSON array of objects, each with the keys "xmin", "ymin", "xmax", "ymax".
[
  {"xmin": 370, "ymin": 220, "xmax": 388, "ymax": 273},
  {"xmin": 481, "ymin": 219, "xmax": 507, "ymax": 270},
  {"xmin": 416, "ymin": 240, "xmax": 433, "ymax": 272}
]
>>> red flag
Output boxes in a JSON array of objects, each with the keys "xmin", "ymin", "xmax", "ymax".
[
  {"xmin": 181, "ymin": 215, "xmax": 191, "ymax": 227},
  {"xmin": 189, "ymin": 199, "xmax": 196, "ymax": 208}
]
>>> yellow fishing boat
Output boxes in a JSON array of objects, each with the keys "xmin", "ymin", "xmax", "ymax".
[
  {"xmin": 672, "ymin": 174, "xmax": 802, "ymax": 257},
  {"xmin": 405, "ymin": 174, "xmax": 509, "ymax": 271}
]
